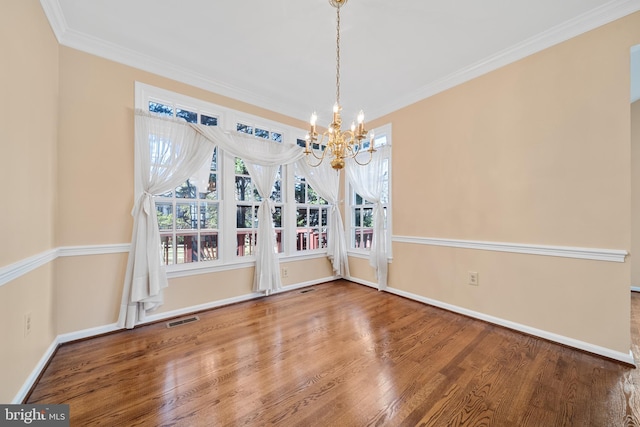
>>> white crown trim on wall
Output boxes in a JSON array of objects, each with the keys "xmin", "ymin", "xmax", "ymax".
[
  {"xmin": 39, "ymin": 0, "xmax": 640, "ymax": 122},
  {"xmin": 392, "ymin": 235, "xmax": 628, "ymax": 263},
  {"xmin": 369, "ymin": 0, "xmax": 640, "ymax": 119}
]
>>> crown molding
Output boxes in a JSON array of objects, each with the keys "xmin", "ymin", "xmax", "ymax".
[
  {"xmin": 40, "ymin": 0, "xmax": 640, "ymax": 121},
  {"xmin": 368, "ymin": 0, "xmax": 640, "ymax": 119},
  {"xmin": 39, "ymin": 0, "xmax": 300, "ymax": 120},
  {"xmin": 39, "ymin": 0, "xmax": 67, "ymax": 42}
]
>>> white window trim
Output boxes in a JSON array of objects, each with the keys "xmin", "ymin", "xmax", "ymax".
[
  {"xmin": 135, "ymin": 82, "xmax": 329, "ymax": 275},
  {"xmin": 346, "ymin": 123, "xmax": 393, "ymax": 260}
]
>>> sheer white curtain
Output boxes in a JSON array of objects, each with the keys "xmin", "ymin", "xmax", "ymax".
[
  {"xmin": 346, "ymin": 147, "xmax": 389, "ymax": 289},
  {"xmin": 295, "ymin": 159, "xmax": 349, "ymax": 277},
  {"xmin": 192, "ymin": 125, "xmax": 304, "ymax": 294},
  {"xmin": 118, "ymin": 112, "xmax": 214, "ymax": 328},
  {"xmin": 244, "ymin": 163, "xmax": 281, "ymax": 293}
]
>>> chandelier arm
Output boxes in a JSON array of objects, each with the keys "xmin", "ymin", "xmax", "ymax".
[
  {"xmin": 305, "ymin": 153, "xmax": 326, "ymax": 168},
  {"xmin": 307, "ymin": 146, "xmax": 326, "ymax": 161},
  {"xmin": 351, "ymin": 149, "xmax": 376, "ymax": 166}
]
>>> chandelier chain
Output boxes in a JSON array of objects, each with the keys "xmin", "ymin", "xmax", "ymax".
[
  {"xmin": 305, "ymin": 0, "xmax": 375, "ymax": 170},
  {"xmin": 335, "ymin": 5, "xmax": 341, "ymax": 106}
]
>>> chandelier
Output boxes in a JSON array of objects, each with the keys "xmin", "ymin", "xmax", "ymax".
[{"xmin": 304, "ymin": 0, "xmax": 375, "ymax": 170}]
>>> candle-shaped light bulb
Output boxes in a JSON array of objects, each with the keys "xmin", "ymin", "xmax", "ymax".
[
  {"xmin": 332, "ymin": 103, "xmax": 339, "ymax": 123},
  {"xmin": 351, "ymin": 121, "xmax": 356, "ymax": 132},
  {"xmin": 333, "ymin": 103, "xmax": 339, "ymax": 113},
  {"xmin": 310, "ymin": 112, "xmax": 317, "ymax": 126},
  {"xmin": 357, "ymin": 110, "xmax": 364, "ymax": 124},
  {"xmin": 369, "ymin": 131, "xmax": 375, "ymax": 144}
]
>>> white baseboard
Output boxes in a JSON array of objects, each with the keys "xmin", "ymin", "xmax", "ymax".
[
  {"xmin": 345, "ymin": 275, "xmax": 379, "ymax": 290},
  {"xmin": 11, "ymin": 339, "xmax": 59, "ymax": 404},
  {"xmin": 142, "ymin": 275, "xmax": 338, "ymax": 325},
  {"xmin": 384, "ymin": 286, "xmax": 636, "ymax": 366},
  {"xmin": 12, "ymin": 275, "xmax": 338, "ymax": 403}
]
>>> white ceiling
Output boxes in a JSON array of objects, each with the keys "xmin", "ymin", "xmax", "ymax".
[{"xmin": 41, "ymin": 0, "xmax": 640, "ymax": 123}]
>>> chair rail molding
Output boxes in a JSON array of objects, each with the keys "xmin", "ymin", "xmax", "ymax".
[
  {"xmin": 392, "ymin": 235, "xmax": 628, "ymax": 263},
  {"xmin": 0, "ymin": 244, "xmax": 131, "ymax": 287}
]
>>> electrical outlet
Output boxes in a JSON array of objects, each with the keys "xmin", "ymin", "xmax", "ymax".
[
  {"xmin": 24, "ymin": 312, "xmax": 32, "ymax": 337},
  {"xmin": 468, "ymin": 272, "xmax": 479, "ymax": 286},
  {"xmin": 282, "ymin": 267, "xmax": 289, "ymax": 278}
]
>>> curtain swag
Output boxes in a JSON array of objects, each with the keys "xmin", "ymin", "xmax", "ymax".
[{"xmin": 118, "ymin": 110, "xmax": 387, "ymax": 328}]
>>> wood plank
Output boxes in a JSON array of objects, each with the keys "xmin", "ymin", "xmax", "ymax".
[{"xmin": 27, "ymin": 281, "xmax": 640, "ymax": 426}]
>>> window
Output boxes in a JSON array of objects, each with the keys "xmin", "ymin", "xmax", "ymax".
[
  {"xmin": 148, "ymin": 101, "xmax": 220, "ymax": 266},
  {"xmin": 136, "ymin": 83, "xmax": 322, "ymax": 274},
  {"xmin": 348, "ymin": 127, "xmax": 392, "ymax": 253},
  {"xmin": 294, "ymin": 173, "xmax": 328, "ymax": 251}
]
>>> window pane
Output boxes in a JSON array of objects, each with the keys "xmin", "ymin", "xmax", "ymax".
[
  {"xmin": 354, "ymin": 208, "xmax": 362, "ymax": 227},
  {"xmin": 275, "ymin": 230, "xmax": 283, "ymax": 253},
  {"xmin": 211, "ymin": 148, "xmax": 218, "ymax": 171},
  {"xmin": 200, "ymin": 203, "xmax": 218, "ymax": 229},
  {"xmin": 273, "ymin": 206, "xmax": 282, "ymax": 227},
  {"xmin": 297, "ymin": 231, "xmax": 309, "ymax": 251},
  {"xmin": 308, "ymin": 186, "xmax": 319, "ymax": 204},
  {"xmin": 296, "ymin": 138, "xmax": 306, "ymax": 148},
  {"xmin": 156, "ymin": 203, "xmax": 173, "ymax": 230},
  {"xmin": 309, "ymin": 208, "xmax": 319, "ymax": 227},
  {"xmin": 200, "ymin": 173, "xmax": 217, "ymax": 200},
  {"xmin": 355, "ymin": 193, "xmax": 363, "ymax": 205},
  {"xmin": 296, "ymin": 208, "xmax": 307, "ymax": 226},
  {"xmin": 201, "ymin": 114, "xmax": 218, "ymax": 126},
  {"xmin": 235, "ymin": 176, "xmax": 252, "ymax": 201},
  {"xmin": 236, "ymin": 231, "xmax": 255, "ymax": 256},
  {"xmin": 237, "ymin": 123, "xmax": 253, "ymax": 134},
  {"xmin": 149, "ymin": 101, "xmax": 173, "ymax": 116},
  {"xmin": 176, "ymin": 234, "xmax": 198, "ymax": 263},
  {"xmin": 176, "ymin": 203, "xmax": 197, "ymax": 229},
  {"xmin": 176, "ymin": 109, "xmax": 197, "ymax": 123},
  {"xmin": 160, "ymin": 235, "xmax": 174, "ymax": 265},
  {"xmin": 321, "ymin": 209, "xmax": 327, "ymax": 227},
  {"xmin": 320, "ymin": 228, "xmax": 328, "ymax": 248},
  {"xmin": 272, "ymin": 132, "xmax": 282, "ymax": 143},
  {"xmin": 235, "ymin": 158, "xmax": 249, "ymax": 175},
  {"xmin": 255, "ymin": 128, "xmax": 269, "ymax": 139},
  {"xmin": 176, "ymin": 180, "xmax": 197, "ymax": 199},
  {"xmin": 363, "ymin": 208, "xmax": 373, "ymax": 227},
  {"xmin": 295, "ymin": 180, "xmax": 306, "ymax": 203},
  {"xmin": 237, "ymin": 205, "xmax": 253, "ymax": 228},
  {"xmin": 200, "ymin": 233, "xmax": 218, "ymax": 261}
]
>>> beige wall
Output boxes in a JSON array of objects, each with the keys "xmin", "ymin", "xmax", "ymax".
[
  {"xmin": 0, "ymin": 1, "xmax": 59, "ymax": 402},
  {"xmin": 53, "ymin": 47, "xmax": 335, "ymax": 335},
  {"xmin": 2, "ymin": 0, "xmax": 639, "ymax": 403},
  {"xmin": 632, "ymin": 100, "xmax": 640, "ymax": 286},
  {"xmin": 360, "ymin": 12, "xmax": 640, "ymax": 353}
]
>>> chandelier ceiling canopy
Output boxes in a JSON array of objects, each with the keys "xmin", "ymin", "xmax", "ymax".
[{"xmin": 304, "ymin": 0, "xmax": 375, "ymax": 170}]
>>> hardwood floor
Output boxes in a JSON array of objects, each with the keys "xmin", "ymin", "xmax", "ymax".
[{"xmin": 27, "ymin": 281, "xmax": 640, "ymax": 426}]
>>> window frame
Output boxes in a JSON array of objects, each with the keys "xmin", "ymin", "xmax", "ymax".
[
  {"xmin": 345, "ymin": 123, "xmax": 393, "ymax": 260},
  {"xmin": 135, "ymin": 82, "xmax": 328, "ymax": 277}
]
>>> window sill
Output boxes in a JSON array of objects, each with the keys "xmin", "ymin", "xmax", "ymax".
[{"xmin": 166, "ymin": 251, "xmax": 329, "ymax": 279}]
